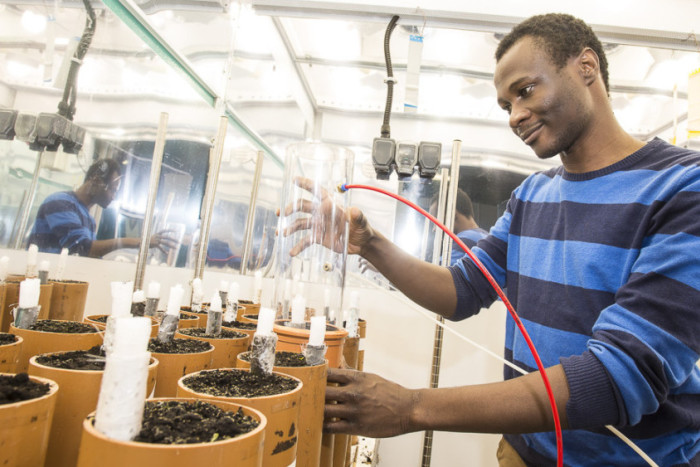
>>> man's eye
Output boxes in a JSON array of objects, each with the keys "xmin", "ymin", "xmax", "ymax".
[{"xmin": 519, "ymin": 84, "xmax": 534, "ymax": 97}]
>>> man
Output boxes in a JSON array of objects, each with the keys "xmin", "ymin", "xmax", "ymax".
[
  {"xmin": 286, "ymin": 13, "xmax": 700, "ymax": 466},
  {"xmin": 28, "ymin": 158, "xmax": 175, "ymax": 258}
]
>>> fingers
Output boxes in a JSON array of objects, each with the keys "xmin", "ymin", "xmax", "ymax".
[
  {"xmin": 327, "ymin": 367, "xmax": 359, "ymax": 384},
  {"xmin": 289, "ymin": 234, "xmax": 314, "ymax": 257},
  {"xmin": 323, "ymin": 418, "xmax": 355, "ymax": 435},
  {"xmin": 283, "ymin": 198, "xmax": 315, "ymax": 217},
  {"xmin": 283, "ymin": 217, "xmax": 313, "ymax": 237},
  {"xmin": 293, "ymin": 176, "xmax": 329, "ymax": 200}
]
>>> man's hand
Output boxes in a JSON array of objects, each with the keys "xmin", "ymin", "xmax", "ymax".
[
  {"xmin": 324, "ymin": 367, "xmax": 418, "ymax": 438},
  {"xmin": 277, "ymin": 177, "xmax": 375, "ymax": 257},
  {"xmin": 149, "ymin": 230, "xmax": 178, "ymax": 254}
]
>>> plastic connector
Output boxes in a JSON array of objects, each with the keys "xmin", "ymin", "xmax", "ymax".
[
  {"xmin": 395, "ymin": 142, "xmax": 418, "ymax": 179},
  {"xmin": 34, "ymin": 112, "xmax": 70, "ymax": 151},
  {"xmin": 62, "ymin": 123, "xmax": 85, "ymax": 154},
  {"xmin": 14, "ymin": 113, "xmax": 38, "ymax": 144},
  {"xmin": 372, "ymin": 137, "xmax": 396, "ymax": 180},
  {"xmin": 418, "ymin": 141, "xmax": 442, "ymax": 179},
  {"xmin": 0, "ymin": 109, "xmax": 18, "ymax": 140}
]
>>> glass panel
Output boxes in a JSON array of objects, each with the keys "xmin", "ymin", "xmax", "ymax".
[{"xmin": 0, "ymin": 1, "xmax": 220, "ymax": 267}]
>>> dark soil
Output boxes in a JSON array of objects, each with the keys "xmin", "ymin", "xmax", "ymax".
[
  {"xmin": 242, "ymin": 315, "xmax": 258, "ymax": 321},
  {"xmin": 182, "ymin": 369, "xmax": 299, "ymax": 398},
  {"xmin": 131, "ymin": 399, "xmax": 260, "ymax": 444},
  {"xmin": 0, "ymin": 333, "xmax": 17, "ymax": 346},
  {"xmin": 148, "ymin": 338, "xmax": 212, "ymax": 354},
  {"xmin": 29, "ymin": 320, "xmax": 99, "ymax": 333},
  {"xmin": 90, "ymin": 315, "xmax": 108, "ymax": 323},
  {"xmin": 179, "ymin": 313, "xmax": 199, "ymax": 321},
  {"xmin": 239, "ymin": 351, "xmax": 309, "ymax": 367},
  {"xmin": 49, "ymin": 279, "xmax": 85, "ymax": 284},
  {"xmin": 179, "ymin": 328, "xmax": 247, "ymax": 340},
  {"xmin": 180, "ymin": 306, "xmax": 209, "ymax": 315},
  {"xmin": 35, "ymin": 349, "xmax": 105, "ymax": 371},
  {"xmin": 239, "ymin": 300, "xmax": 254, "ymax": 306},
  {"xmin": 0, "ymin": 373, "xmax": 51, "ymax": 405},
  {"xmin": 222, "ymin": 320, "xmax": 256, "ymax": 330}
]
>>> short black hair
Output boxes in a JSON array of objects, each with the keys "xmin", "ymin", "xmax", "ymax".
[
  {"xmin": 455, "ymin": 189, "xmax": 475, "ymax": 219},
  {"xmin": 495, "ymin": 13, "xmax": 610, "ymax": 94},
  {"xmin": 84, "ymin": 158, "xmax": 122, "ymax": 183}
]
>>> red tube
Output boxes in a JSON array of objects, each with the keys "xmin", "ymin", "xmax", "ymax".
[{"xmin": 341, "ymin": 183, "xmax": 564, "ymax": 467}]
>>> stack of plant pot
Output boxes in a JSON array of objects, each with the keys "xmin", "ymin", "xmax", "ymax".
[
  {"xmin": 77, "ymin": 398, "xmax": 266, "ymax": 466},
  {"xmin": 0, "ymin": 372, "xmax": 59, "ymax": 466},
  {"xmin": 74, "ymin": 313, "xmax": 266, "ymax": 466},
  {"xmin": 28, "ymin": 348, "xmax": 159, "ymax": 467},
  {"xmin": 0, "ymin": 332, "xmax": 22, "ymax": 373},
  {"xmin": 176, "ymin": 326, "xmax": 248, "ymax": 369},
  {"xmin": 177, "ymin": 367, "xmax": 302, "ymax": 467},
  {"xmin": 274, "ymin": 318, "xmax": 348, "ymax": 466},
  {"xmin": 1, "ymin": 277, "xmax": 53, "ymax": 332},
  {"xmin": 11, "ymin": 320, "xmax": 103, "ymax": 372},
  {"xmin": 47, "ymin": 279, "xmax": 89, "ymax": 321},
  {"xmin": 237, "ymin": 350, "xmax": 328, "ymax": 467}
]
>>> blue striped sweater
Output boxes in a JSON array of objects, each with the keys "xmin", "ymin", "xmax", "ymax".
[
  {"xmin": 450, "ymin": 138, "xmax": 700, "ymax": 466},
  {"xmin": 28, "ymin": 191, "xmax": 96, "ymax": 256}
]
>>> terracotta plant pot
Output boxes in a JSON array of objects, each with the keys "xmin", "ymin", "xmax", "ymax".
[
  {"xmin": 239, "ymin": 300, "xmax": 260, "ymax": 316},
  {"xmin": 238, "ymin": 352, "xmax": 327, "ymax": 467},
  {"xmin": 0, "ymin": 333, "xmax": 22, "ymax": 373},
  {"xmin": 175, "ymin": 328, "xmax": 248, "ymax": 369},
  {"xmin": 1, "ymin": 280, "xmax": 53, "ymax": 332},
  {"xmin": 76, "ymin": 397, "xmax": 266, "ymax": 467},
  {"xmin": 150, "ymin": 341, "xmax": 214, "ymax": 397},
  {"xmin": 10, "ymin": 321, "xmax": 103, "ymax": 372},
  {"xmin": 274, "ymin": 320, "xmax": 348, "ymax": 368},
  {"xmin": 0, "ymin": 373, "xmax": 59, "ymax": 467},
  {"xmin": 48, "ymin": 280, "xmax": 89, "ymax": 321},
  {"xmin": 28, "ymin": 353, "xmax": 159, "ymax": 467},
  {"xmin": 333, "ymin": 336, "xmax": 361, "ymax": 467},
  {"xmin": 177, "ymin": 368, "xmax": 302, "ymax": 467},
  {"xmin": 177, "ymin": 312, "xmax": 200, "ymax": 329},
  {"xmin": 239, "ymin": 313, "xmax": 259, "ymax": 324},
  {"xmin": 0, "ymin": 284, "xmax": 6, "ymax": 329},
  {"xmin": 84, "ymin": 314, "xmax": 160, "ymax": 338},
  {"xmin": 179, "ymin": 306, "xmax": 207, "ymax": 327},
  {"xmin": 222, "ymin": 321, "xmax": 257, "ymax": 347}
]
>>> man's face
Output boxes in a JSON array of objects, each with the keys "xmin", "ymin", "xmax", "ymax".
[
  {"xmin": 493, "ymin": 36, "xmax": 590, "ymax": 159},
  {"xmin": 93, "ymin": 172, "xmax": 121, "ymax": 209}
]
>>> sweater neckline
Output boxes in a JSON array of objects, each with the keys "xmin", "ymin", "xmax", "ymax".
[{"xmin": 560, "ymin": 138, "xmax": 661, "ymax": 181}]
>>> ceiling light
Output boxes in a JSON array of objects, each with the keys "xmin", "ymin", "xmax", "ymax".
[{"xmin": 21, "ymin": 10, "xmax": 47, "ymax": 34}]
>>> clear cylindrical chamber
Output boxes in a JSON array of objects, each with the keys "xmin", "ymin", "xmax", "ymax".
[{"xmin": 273, "ymin": 142, "xmax": 354, "ymax": 322}]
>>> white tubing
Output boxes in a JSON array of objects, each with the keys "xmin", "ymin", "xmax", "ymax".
[{"xmin": 95, "ymin": 317, "xmax": 151, "ymax": 441}]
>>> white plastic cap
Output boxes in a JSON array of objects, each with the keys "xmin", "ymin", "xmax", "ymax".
[
  {"xmin": 19, "ymin": 278, "xmax": 41, "ymax": 308},
  {"xmin": 256, "ymin": 307, "xmax": 276, "ymax": 336}
]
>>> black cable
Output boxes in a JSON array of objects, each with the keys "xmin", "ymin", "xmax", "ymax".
[
  {"xmin": 57, "ymin": 0, "xmax": 96, "ymax": 121},
  {"xmin": 380, "ymin": 15, "xmax": 399, "ymax": 139}
]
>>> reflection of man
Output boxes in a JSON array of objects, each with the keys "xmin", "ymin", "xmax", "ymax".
[
  {"xmin": 28, "ymin": 158, "xmax": 174, "ymax": 258},
  {"xmin": 448, "ymin": 189, "xmax": 488, "ymax": 265}
]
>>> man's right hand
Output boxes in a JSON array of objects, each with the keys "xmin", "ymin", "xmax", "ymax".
[{"xmin": 277, "ymin": 177, "xmax": 376, "ymax": 257}]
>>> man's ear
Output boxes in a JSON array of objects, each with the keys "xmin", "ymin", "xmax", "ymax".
[{"xmin": 578, "ymin": 47, "xmax": 600, "ymax": 87}]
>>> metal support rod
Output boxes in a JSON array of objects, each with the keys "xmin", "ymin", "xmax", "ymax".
[
  {"xmin": 421, "ymin": 140, "xmax": 462, "ymax": 467},
  {"xmin": 240, "ymin": 150, "xmax": 264, "ymax": 275},
  {"xmin": 133, "ymin": 112, "xmax": 168, "ymax": 291},
  {"xmin": 13, "ymin": 151, "xmax": 45, "ymax": 249},
  {"xmin": 194, "ymin": 116, "xmax": 228, "ymax": 280}
]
